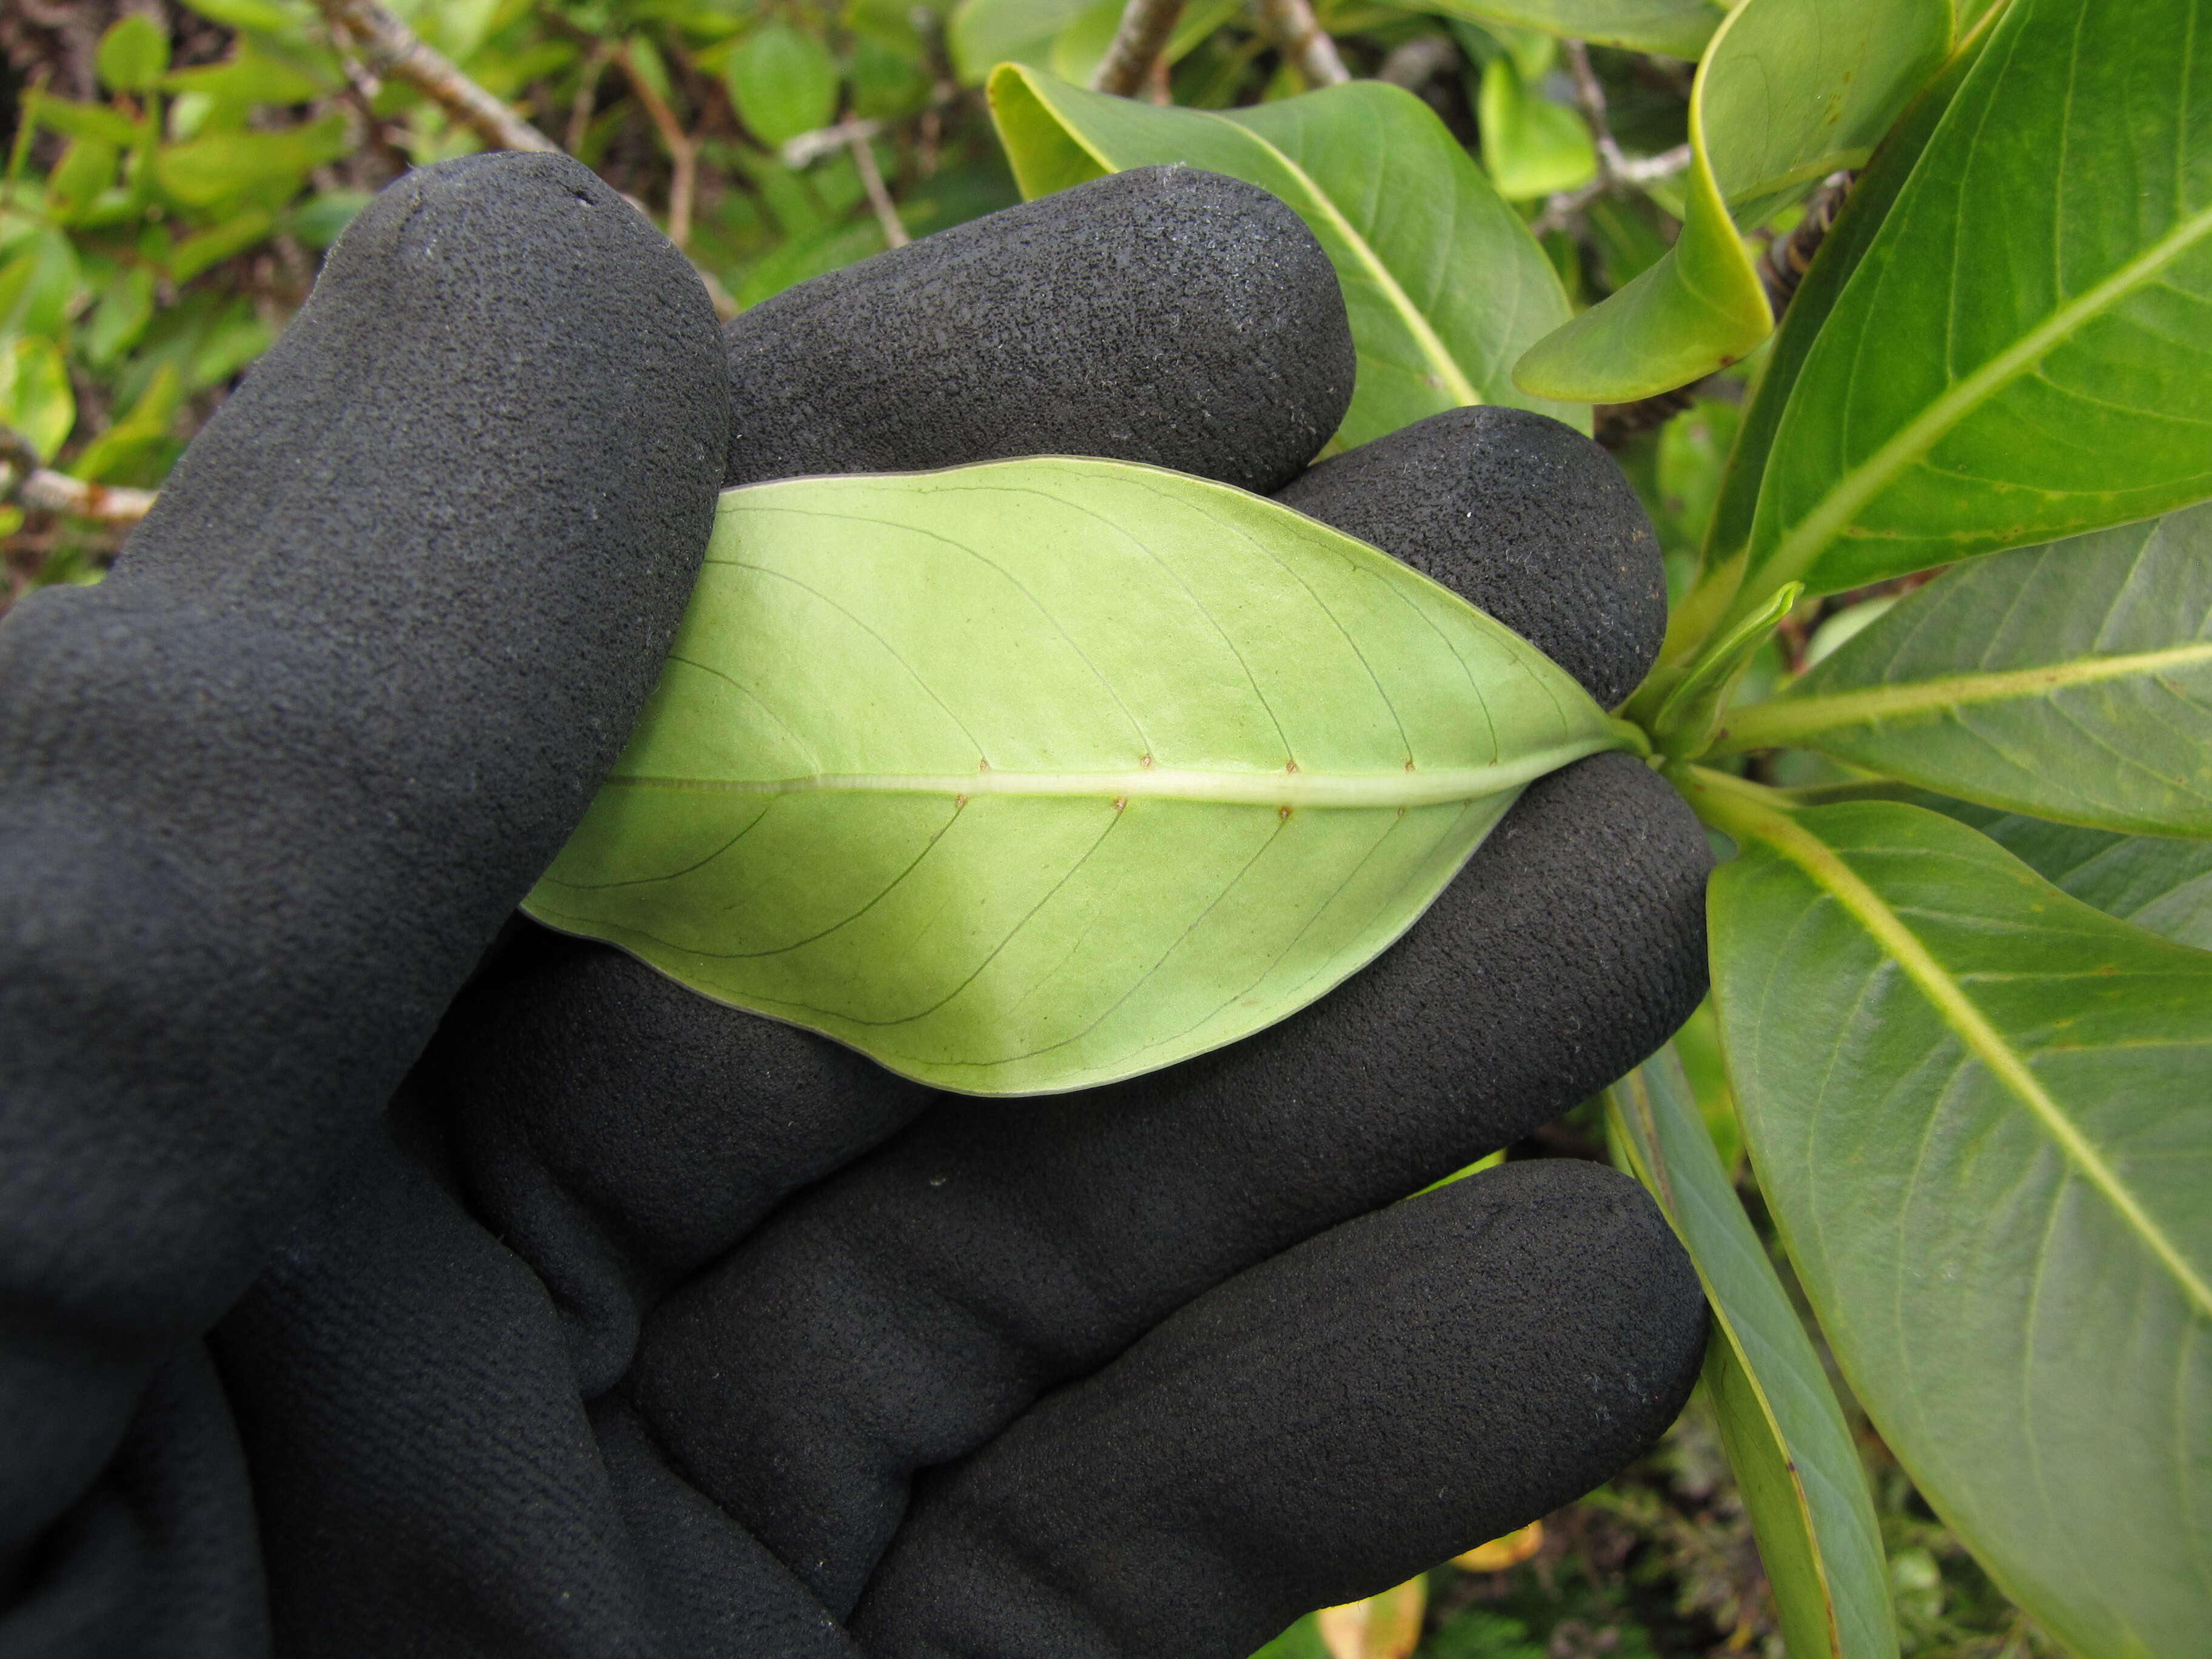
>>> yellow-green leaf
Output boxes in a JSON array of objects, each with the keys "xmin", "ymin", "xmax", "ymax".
[
  {"xmin": 1513, "ymin": 0, "xmax": 1952, "ymax": 403},
  {"xmin": 529, "ymin": 458, "xmax": 1631, "ymax": 1096}
]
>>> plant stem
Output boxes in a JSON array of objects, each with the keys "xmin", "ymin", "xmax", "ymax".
[
  {"xmin": 1256, "ymin": 0, "xmax": 1350, "ymax": 87},
  {"xmin": 617, "ymin": 40, "xmax": 695, "ymax": 249},
  {"xmin": 1091, "ymin": 0, "xmax": 1186, "ymax": 96},
  {"xmin": 1667, "ymin": 761, "xmax": 1798, "ymax": 839},
  {"xmin": 1, "ymin": 430, "xmax": 156, "ymax": 525},
  {"xmin": 844, "ymin": 118, "xmax": 910, "ymax": 250},
  {"xmin": 1757, "ymin": 170, "xmax": 1855, "ymax": 315},
  {"xmin": 312, "ymin": 0, "xmax": 560, "ymax": 155}
]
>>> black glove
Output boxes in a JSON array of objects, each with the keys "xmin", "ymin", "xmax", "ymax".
[{"xmin": 0, "ymin": 152, "xmax": 1712, "ymax": 1659}]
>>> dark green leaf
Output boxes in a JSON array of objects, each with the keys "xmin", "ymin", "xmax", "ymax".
[
  {"xmin": 1733, "ymin": 0, "xmax": 2212, "ymax": 620},
  {"xmin": 989, "ymin": 68, "xmax": 1582, "ymax": 446},
  {"xmin": 1721, "ymin": 505, "xmax": 2212, "ymax": 834},
  {"xmin": 1924, "ymin": 799, "xmax": 2212, "ymax": 950},
  {"xmin": 1607, "ymin": 1048, "xmax": 1897, "ymax": 1659},
  {"xmin": 1655, "ymin": 10, "xmax": 1997, "ymax": 708},
  {"xmin": 1513, "ymin": 0, "xmax": 1952, "ymax": 404},
  {"xmin": 529, "ymin": 458, "xmax": 1632, "ymax": 1095},
  {"xmin": 1698, "ymin": 780, "xmax": 2212, "ymax": 1659}
]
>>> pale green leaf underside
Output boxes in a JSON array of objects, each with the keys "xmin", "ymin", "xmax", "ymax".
[
  {"xmin": 1415, "ymin": 0, "xmax": 1723, "ymax": 59},
  {"xmin": 1707, "ymin": 795, "xmax": 2212, "ymax": 1659},
  {"xmin": 987, "ymin": 67, "xmax": 1583, "ymax": 446},
  {"xmin": 529, "ymin": 458, "xmax": 1624, "ymax": 1096},
  {"xmin": 1607, "ymin": 1050, "xmax": 1897, "ymax": 1659},
  {"xmin": 1721, "ymin": 504, "xmax": 2212, "ymax": 835},
  {"xmin": 1737, "ymin": 0, "xmax": 2212, "ymax": 615},
  {"xmin": 1513, "ymin": 0, "xmax": 1952, "ymax": 404}
]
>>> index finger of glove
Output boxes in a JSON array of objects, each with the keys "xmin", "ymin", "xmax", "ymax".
[{"xmin": 0, "ymin": 153, "xmax": 728, "ymax": 1551}]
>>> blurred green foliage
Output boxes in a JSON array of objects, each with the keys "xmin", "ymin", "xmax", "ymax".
[{"xmin": 0, "ymin": 0, "xmax": 1703, "ymax": 599}]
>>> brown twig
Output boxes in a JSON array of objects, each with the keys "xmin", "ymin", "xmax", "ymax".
[
  {"xmin": 1529, "ymin": 41, "xmax": 1691, "ymax": 238},
  {"xmin": 1091, "ymin": 0, "xmax": 1185, "ymax": 96},
  {"xmin": 1562, "ymin": 39, "xmax": 1629, "ymax": 181},
  {"xmin": 330, "ymin": 52, "xmax": 412, "ymax": 180},
  {"xmin": 617, "ymin": 40, "xmax": 696, "ymax": 248},
  {"xmin": 1, "ymin": 429, "xmax": 156, "ymax": 526},
  {"xmin": 843, "ymin": 118, "xmax": 910, "ymax": 250},
  {"xmin": 1256, "ymin": 0, "xmax": 1349, "ymax": 87},
  {"xmin": 1376, "ymin": 33, "xmax": 1457, "ymax": 90},
  {"xmin": 782, "ymin": 118, "xmax": 882, "ymax": 168},
  {"xmin": 566, "ymin": 39, "xmax": 617, "ymax": 155},
  {"xmin": 1527, "ymin": 142, "xmax": 1690, "ymax": 237},
  {"xmin": 1758, "ymin": 170, "xmax": 1855, "ymax": 315},
  {"xmin": 312, "ymin": 0, "xmax": 559, "ymax": 153}
]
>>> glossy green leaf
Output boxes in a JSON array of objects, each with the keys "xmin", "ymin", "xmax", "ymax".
[
  {"xmin": 1513, "ymin": 0, "xmax": 1952, "ymax": 404},
  {"xmin": 950, "ymin": 0, "xmax": 1088, "ymax": 84},
  {"xmin": 1046, "ymin": 0, "xmax": 1242, "ymax": 85},
  {"xmin": 96, "ymin": 17, "xmax": 170, "ymax": 93},
  {"xmin": 1698, "ymin": 782, "xmax": 2212, "ymax": 1659},
  {"xmin": 0, "ymin": 336, "xmax": 76, "ymax": 462},
  {"xmin": 1735, "ymin": 0, "xmax": 2212, "ymax": 620},
  {"xmin": 726, "ymin": 22, "xmax": 839, "ymax": 148},
  {"xmin": 988, "ymin": 67, "xmax": 1583, "ymax": 446},
  {"xmin": 1607, "ymin": 1048, "xmax": 1896, "ymax": 1659},
  {"xmin": 529, "ymin": 458, "xmax": 1631, "ymax": 1096},
  {"xmin": 1638, "ymin": 8, "xmax": 1999, "ymax": 717},
  {"xmin": 1721, "ymin": 506, "xmax": 2212, "ymax": 834},
  {"xmin": 1413, "ymin": 0, "xmax": 1721, "ymax": 58},
  {"xmin": 1475, "ymin": 50, "xmax": 1597, "ymax": 202}
]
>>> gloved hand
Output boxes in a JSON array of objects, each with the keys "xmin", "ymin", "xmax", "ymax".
[{"xmin": 0, "ymin": 152, "xmax": 1712, "ymax": 1659}]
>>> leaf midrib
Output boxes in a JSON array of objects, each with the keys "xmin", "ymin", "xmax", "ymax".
[
  {"xmin": 1717, "ymin": 640, "xmax": 2212, "ymax": 751},
  {"xmin": 1751, "ymin": 197, "xmax": 2212, "ymax": 602},
  {"xmin": 1712, "ymin": 779, "xmax": 2212, "ymax": 1324},
  {"xmin": 605, "ymin": 739, "xmax": 1612, "ymax": 810}
]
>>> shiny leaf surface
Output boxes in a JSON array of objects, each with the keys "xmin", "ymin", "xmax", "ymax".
[
  {"xmin": 1737, "ymin": 0, "xmax": 2212, "ymax": 614},
  {"xmin": 1514, "ymin": 0, "xmax": 1952, "ymax": 403}
]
